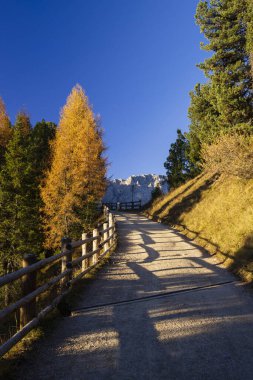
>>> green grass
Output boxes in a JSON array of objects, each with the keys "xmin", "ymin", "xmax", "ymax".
[{"xmin": 145, "ymin": 173, "xmax": 253, "ymax": 282}]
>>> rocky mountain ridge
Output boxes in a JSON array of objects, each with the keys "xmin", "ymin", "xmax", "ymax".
[{"xmin": 103, "ymin": 174, "xmax": 168, "ymax": 205}]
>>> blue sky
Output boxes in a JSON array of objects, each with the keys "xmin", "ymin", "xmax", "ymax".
[{"xmin": 0, "ymin": 0, "xmax": 207, "ymax": 179}]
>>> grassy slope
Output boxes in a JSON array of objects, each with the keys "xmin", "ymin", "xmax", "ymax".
[{"xmin": 145, "ymin": 173, "xmax": 253, "ymax": 282}]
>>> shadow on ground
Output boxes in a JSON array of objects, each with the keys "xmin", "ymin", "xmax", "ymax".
[{"xmin": 15, "ymin": 213, "xmax": 253, "ymax": 380}]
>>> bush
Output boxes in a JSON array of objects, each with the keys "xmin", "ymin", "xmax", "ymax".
[
  {"xmin": 201, "ymin": 133, "xmax": 253, "ymax": 179},
  {"xmin": 151, "ymin": 186, "xmax": 163, "ymax": 200}
]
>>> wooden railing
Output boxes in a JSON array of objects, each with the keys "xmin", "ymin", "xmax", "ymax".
[
  {"xmin": 0, "ymin": 209, "xmax": 117, "ymax": 358},
  {"xmin": 103, "ymin": 200, "xmax": 142, "ymax": 211}
]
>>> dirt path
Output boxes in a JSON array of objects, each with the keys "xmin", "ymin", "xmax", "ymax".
[{"xmin": 19, "ymin": 213, "xmax": 253, "ymax": 380}]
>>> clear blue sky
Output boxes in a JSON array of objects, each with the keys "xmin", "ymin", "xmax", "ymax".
[{"xmin": 0, "ymin": 0, "xmax": 207, "ymax": 179}]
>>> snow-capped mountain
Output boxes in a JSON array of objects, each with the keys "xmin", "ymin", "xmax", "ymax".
[{"xmin": 103, "ymin": 174, "xmax": 168, "ymax": 205}]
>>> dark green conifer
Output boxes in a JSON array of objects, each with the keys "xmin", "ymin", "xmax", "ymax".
[
  {"xmin": 31, "ymin": 119, "xmax": 56, "ymax": 181},
  {"xmin": 188, "ymin": 83, "xmax": 219, "ymax": 164},
  {"xmin": 164, "ymin": 130, "xmax": 196, "ymax": 189},
  {"xmin": 246, "ymin": 0, "xmax": 253, "ymax": 77},
  {"xmin": 0, "ymin": 116, "xmax": 56, "ymax": 271},
  {"xmin": 188, "ymin": 0, "xmax": 253, "ymax": 166}
]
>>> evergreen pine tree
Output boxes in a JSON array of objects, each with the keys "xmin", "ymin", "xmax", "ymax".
[
  {"xmin": 41, "ymin": 85, "xmax": 107, "ymax": 249},
  {"xmin": 196, "ymin": 0, "xmax": 253, "ymax": 129},
  {"xmin": 0, "ymin": 113, "xmax": 42, "ymax": 271},
  {"xmin": 246, "ymin": 0, "xmax": 253, "ymax": 77},
  {"xmin": 151, "ymin": 185, "xmax": 163, "ymax": 201},
  {"xmin": 164, "ymin": 130, "xmax": 196, "ymax": 189},
  {"xmin": 195, "ymin": 0, "xmax": 252, "ymax": 129},
  {"xmin": 31, "ymin": 119, "xmax": 57, "ymax": 181},
  {"xmin": 188, "ymin": 0, "xmax": 253, "ymax": 166},
  {"xmin": 188, "ymin": 83, "xmax": 219, "ymax": 165}
]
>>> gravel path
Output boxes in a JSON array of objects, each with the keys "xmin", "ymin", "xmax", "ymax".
[{"xmin": 18, "ymin": 213, "xmax": 253, "ymax": 380}]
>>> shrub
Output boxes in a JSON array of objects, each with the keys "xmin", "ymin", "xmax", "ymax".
[
  {"xmin": 201, "ymin": 133, "xmax": 253, "ymax": 179},
  {"xmin": 151, "ymin": 185, "xmax": 163, "ymax": 200}
]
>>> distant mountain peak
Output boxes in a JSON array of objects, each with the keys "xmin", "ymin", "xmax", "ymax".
[{"xmin": 103, "ymin": 174, "xmax": 168, "ymax": 204}]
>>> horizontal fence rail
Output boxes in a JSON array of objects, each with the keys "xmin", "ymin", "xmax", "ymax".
[
  {"xmin": 0, "ymin": 208, "xmax": 117, "ymax": 358},
  {"xmin": 103, "ymin": 200, "xmax": 141, "ymax": 211}
]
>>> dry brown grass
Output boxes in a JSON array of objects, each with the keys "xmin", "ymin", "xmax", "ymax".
[
  {"xmin": 145, "ymin": 172, "xmax": 253, "ymax": 282},
  {"xmin": 201, "ymin": 134, "xmax": 253, "ymax": 179}
]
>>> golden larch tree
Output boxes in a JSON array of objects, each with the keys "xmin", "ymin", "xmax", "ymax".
[
  {"xmin": 41, "ymin": 84, "xmax": 107, "ymax": 249},
  {"xmin": 0, "ymin": 97, "xmax": 12, "ymax": 152}
]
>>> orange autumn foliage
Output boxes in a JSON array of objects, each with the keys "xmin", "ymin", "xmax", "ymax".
[
  {"xmin": 0, "ymin": 97, "xmax": 12, "ymax": 149},
  {"xmin": 41, "ymin": 85, "xmax": 107, "ymax": 249}
]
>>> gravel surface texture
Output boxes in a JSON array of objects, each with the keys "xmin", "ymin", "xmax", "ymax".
[{"xmin": 18, "ymin": 213, "xmax": 253, "ymax": 380}]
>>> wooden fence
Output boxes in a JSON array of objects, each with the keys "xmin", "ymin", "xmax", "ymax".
[
  {"xmin": 0, "ymin": 209, "xmax": 116, "ymax": 358},
  {"xmin": 103, "ymin": 200, "xmax": 142, "ymax": 211}
]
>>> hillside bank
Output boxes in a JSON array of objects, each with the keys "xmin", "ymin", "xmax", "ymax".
[{"xmin": 145, "ymin": 173, "xmax": 253, "ymax": 282}]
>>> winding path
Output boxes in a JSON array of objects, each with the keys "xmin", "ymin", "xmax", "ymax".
[{"xmin": 19, "ymin": 213, "xmax": 253, "ymax": 380}]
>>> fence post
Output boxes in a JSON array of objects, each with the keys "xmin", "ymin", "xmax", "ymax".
[
  {"xmin": 20, "ymin": 254, "xmax": 37, "ymax": 329},
  {"xmin": 103, "ymin": 205, "xmax": 108, "ymax": 219},
  {"xmin": 109, "ymin": 213, "xmax": 113, "ymax": 247},
  {"xmin": 82, "ymin": 233, "xmax": 89, "ymax": 271},
  {"xmin": 113, "ymin": 215, "xmax": 116, "ymax": 243},
  {"xmin": 103, "ymin": 222, "xmax": 109, "ymax": 254},
  {"xmin": 92, "ymin": 228, "xmax": 99, "ymax": 265},
  {"xmin": 61, "ymin": 237, "xmax": 72, "ymax": 287}
]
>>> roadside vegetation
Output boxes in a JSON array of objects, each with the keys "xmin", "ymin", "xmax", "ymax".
[
  {"xmin": 0, "ymin": 245, "xmax": 115, "ymax": 380},
  {"xmin": 145, "ymin": 172, "xmax": 253, "ymax": 282},
  {"xmin": 158, "ymin": 0, "xmax": 253, "ymax": 282},
  {"xmin": 164, "ymin": 0, "xmax": 253, "ymax": 190},
  {"xmin": 0, "ymin": 85, "xmax": 107, "ymax": 351}
]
